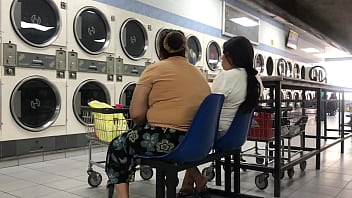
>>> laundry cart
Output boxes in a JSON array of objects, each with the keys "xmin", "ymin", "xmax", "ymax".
[
  {"xmin": 83, "ymin": 107, "xmax": 153, "ymax": 188},
  {"xmin": 242, "ymin": 106, "xmax": 308, "ymax": 190}
]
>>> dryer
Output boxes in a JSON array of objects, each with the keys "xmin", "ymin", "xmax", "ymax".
[
  {"xmin": 66, "ymin": 0, "xmax": 116, "ymax": 136},
  {"xmin": 0, "ymin": 0, "xmax": 67, "ymax": 55},
  {"xmin": 0, "ymin": 43, "xmax": 66, "ymax": 141},
  {"xmin": 113, "ymin": 6, "xmax": 155, "ymax": 69}
]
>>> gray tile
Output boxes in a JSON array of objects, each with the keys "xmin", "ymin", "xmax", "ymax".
[
  {"xmin": 288, "ymin": 191, "xmax": 334, "ymax": 198},
  {"xmin": 44, "ymin": 178, "xmax": 86, "ymax": 190},
  {"xmin": 0, "ymin": 192, "xmax": 19, "ymax": 198},
  {"xmin": 36, "ymin": 191, "xmax": 84, "ymax": 198},
  {"xmin": 18, "ymin": 155, "xmax": 44, "ymax": 165},
  {"xmin": 0, "ymin": 159, "xmax": 19, "ymax": 169},
  {"xmin": 336, "ymin": 189, "xmax": 352, "ymax": 198},
  {"xmin": 8, "ymin": 184, "xmax": 60, "ymax": 198},
  {"xmin": 43, "ymin": 152, "xmax": 66, "ymax": 161},
  {"xmin": 0, "ymin": 179, "xmax": 37, "ymax": 192}
]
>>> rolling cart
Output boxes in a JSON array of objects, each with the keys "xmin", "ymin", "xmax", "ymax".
[{"xmin": 82, "ymin": 107, "xmax": 154, "ymax": 190}]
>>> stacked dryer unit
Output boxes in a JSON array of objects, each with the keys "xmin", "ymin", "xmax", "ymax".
[
  {"xmin": 66, "ymin": 0, "xmax": 116, "ymax": 143},
  {"xmin": 202, "ymin": 34, "xmax": 223, "ymax": 85},
  {"xmin": 115, "ymin": 9, "xmax": 152, "ymax": 107},
  {"xmin": 0, "ymin": 0, "xmax": 67, "ymax": 156}
]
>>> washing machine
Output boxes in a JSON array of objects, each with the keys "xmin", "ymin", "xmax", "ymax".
[
  {"xmin": 185, "ymin": 32, "xmax": 203, "ymax": 67},
  {"xmin": 116, "ymin": 16, "xmax": 152, "ymax": 68},
  {"xmin": 0, "ymin": 43, "xmax": 66, "ymax": 141},
  {"xmin": 254, "ymin": 53, "xmax": 265, "ymax": 75},
  {"xmin": 265, "ymin": 56, "xmax": 274, "ymax": 76},
  {"xmin": 66, "ymin": 0, "xmax": 116, "ymax": 136},
  {"xmin": 293, "ymin": 63, "xmax": 301, "ymax": 79},
  {"xmin": 0, "ymin": 0, "xmax": 67, "ymax": 55}
]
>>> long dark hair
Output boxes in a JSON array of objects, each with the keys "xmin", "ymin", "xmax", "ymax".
[
  {"xmin": 158, "ymin": 29, "xmax": 186, "ymax": 59},
  {"xmin": 223, "ymin": 36, "xmax": 260, "ymax": 113}
]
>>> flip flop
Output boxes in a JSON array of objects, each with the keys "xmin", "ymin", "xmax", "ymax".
[{"xmin": 177, "ymin": 189, "xmax": 200, "ymax": 198}]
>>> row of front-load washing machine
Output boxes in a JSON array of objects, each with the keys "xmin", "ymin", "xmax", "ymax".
[{"xmin": 0, "ymin": 0, "xmax": 225, "ymax": 157}]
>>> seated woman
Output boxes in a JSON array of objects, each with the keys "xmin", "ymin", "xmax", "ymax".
[
  {"xmin": 105, "ymin": 29, "xmax": 211, "ymax": 198},
  {"xmin": 179, "ymin": 36, "xmax": 263, "ymax": 198}
]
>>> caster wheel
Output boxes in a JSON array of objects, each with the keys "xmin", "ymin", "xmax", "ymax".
[
  {"xmin": 88, "ymin": 171, "xmax": 102, "ymax": 187},
  {"xmin": 202, "ymin": 167, "xmax": 215, "ymax": 181},
  {"xmin": 255, "ymin": 174, "xmax": 269, "ymax": 190},
  {"xmin": 140, "ymin": 167, "xmax": 153, "ymax": 180},
  {"xmin": 287, "ymin": 168, "xmax": 295, "ymax": 178},
  {"xmin": 256, "ymin": 156, "xmax": 265, "ymax": 164},
  {"xmin": 300, "ymin": 161, "xmax": 307, "ymax": 171}
]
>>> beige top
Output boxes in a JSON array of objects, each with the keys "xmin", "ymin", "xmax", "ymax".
[{"xmin": 137, "ymin": 56, "xmax": 211, "ymax": 131}]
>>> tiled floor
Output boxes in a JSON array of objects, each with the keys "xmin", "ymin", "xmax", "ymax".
[{"xmin": 1, "ymin": 115, "xmax": 352, "ymax": 197}]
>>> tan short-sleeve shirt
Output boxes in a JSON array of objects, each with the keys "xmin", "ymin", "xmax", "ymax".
[{"xmin": 137, "ymin": 56, "xmax": 211, "ymax": 131}]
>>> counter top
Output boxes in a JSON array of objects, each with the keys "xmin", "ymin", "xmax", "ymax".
[{"xmin": 260, "ymin": 76, "xmax": 352, "ymax": 92}]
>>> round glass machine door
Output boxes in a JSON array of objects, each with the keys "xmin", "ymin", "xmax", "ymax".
[
  {"xmin": 155, "ymin": 28, "xmax": 169, "ymax": 60},
  {"xmin": 277, "ymin": 58, "xmax": 287, "ymax": 76},
  {"xmin": 120, "ymin": 18, "xmax": 148, "ymax": 60},
  {"xmin": 186, "ymin": 35, "xmax": 202, "ymax": 65},
  {"xmin": 266, "ymin": 56, "xmax": 274, "ymax": 76},
  {"xmin": 10, "ymin": 76, "xmax": 61, "ymax": 131},
  {"xmin": 10, "ymin": 0, "xmax": 61, "ymax": 47},
  {"xmin": 120, "ymin": 83, "xmax": 136, "ymax": 107},
  {"xmin": 254, "ymin": 54, "xmax": 264, "ymax": 74},
  {"xmin": 73, "ymin": 80, "xmax": 111, "ymax": 124},
  {"xmin": 74, "ymin": 6, "xmax": 111, "ymax": 54},
  {"xmin": 206, "ymin": 41, "xmax": 221, "ymax": 71}
]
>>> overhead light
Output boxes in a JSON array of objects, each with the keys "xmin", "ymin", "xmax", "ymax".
[
  {"xmin": 301, "ymin": 48, "xmax": 320, "ymax": 53},
  {"xmin": 21, "ymin": 21, "xmax": 55, "ymax": 32},
  {"xmin": 314, "ymin": 53, "xmax": 325, "ymax": 58},
  {"xmin": 230, "ymin": 17, "xmax": 259, "ymax": 27}
]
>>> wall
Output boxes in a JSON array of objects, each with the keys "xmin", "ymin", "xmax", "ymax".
[{"xmin": 96, "ymin": 0, "xmax": 325, "ymax": 64}]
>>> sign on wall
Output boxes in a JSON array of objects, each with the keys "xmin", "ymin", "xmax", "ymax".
[{"xmin": 222, "ymin": 2, "xmax": 260, "ymax": 44}]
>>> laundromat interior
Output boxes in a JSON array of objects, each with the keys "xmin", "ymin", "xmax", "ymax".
[{"xmin": 1, "ymin": 0, "xmax": 352, "ymax": 197}]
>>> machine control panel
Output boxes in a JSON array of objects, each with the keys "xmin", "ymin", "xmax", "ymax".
[
  {"xmin": 68, "ymin": 51, "xmax": 78, "ymax": 72},
  {"xmin": 3, "ymin": 43, "xmax": 17, "ymax": 66},
  {"xmin": 56, "ymin": 49, "xmax": 66, "ymax": 71}
]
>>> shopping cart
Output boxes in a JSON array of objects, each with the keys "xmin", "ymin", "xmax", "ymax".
[
  {"xmin": 243, "ymin": 107, "xmax": 308, "ymax": 190},
  {"xmin": 82, "ymin": 107, "xmax": 153, "ymax": 188}
]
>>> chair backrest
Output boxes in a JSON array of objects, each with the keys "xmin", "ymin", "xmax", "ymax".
[
  {"xmin": 159, "ymin": 94, "xmax": 224, "ymax": 163},
  {"xmin": 214, "ymin": 110, "xmax": 254, "ymax": 151}
]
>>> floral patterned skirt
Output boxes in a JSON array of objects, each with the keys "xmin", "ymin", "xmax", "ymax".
[{"xmin": 105, "ymin": 123, "xmax": 185, "ymax": 184}]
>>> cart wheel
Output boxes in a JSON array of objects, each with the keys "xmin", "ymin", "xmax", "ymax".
[
  {"xmin": 299, "ymin": 161, "xmax": 307, "ymax": 171},
  {"xmin": 88, "ymin": 171, "xmax": 102, "ymax": 187},
  {"xmin": 107, "ymin": 180, "xmax": 114, "ymax": 198},
  {"xmin": 202, "ymin": 167, "xmax": 215, "ymax": 181},
  {"xmin": 256, "ymin": 156, "xmax": 265, "ymax": 164},
  {"xmin": 140, "ymin": 167, "xmax": 153, "ymax": 180},
  {"xmin": 287, "ymin": 168, "xmax": 295, "ymax": 178},
  {"xmin": 255, "ymin": 174, "xmax": 269, "ymax": 190}
]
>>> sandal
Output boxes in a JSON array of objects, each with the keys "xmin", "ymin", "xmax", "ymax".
[{"xmin": 177, "ymin": 189, "xmax": 200, "ymax": 198}]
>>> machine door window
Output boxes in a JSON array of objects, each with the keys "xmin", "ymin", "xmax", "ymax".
[
  {"xmin": 119, "ymin": 83, "xmax": 136, "ymax": 107},
  {"xmin": 155, "ymin": 28, "xmax": 169, "ymax": 60},
  {"xmin": 73, "ymin": 80, "xmax": 111, "ymax": 124},
  {"xmin": 186, "ymin": 35, "xmax": 202, "ymax": 65},
  {"xmin": 10, "ymin": 0, "xmax": 61, "ymax": 47},
  {"xmin": 10, "ymin": 76, "xmax": 61, "ymax": 131},
  {"xmin": 74, "ymin": 7, "xmax": 110, "ymax": 54},
  {"xmin": 266, "ymin": 56, "xmax": 273, "ymax": 76},
  {"xmin": 206, "ymin": 41, "xmax": 221, "ymax": 71},
  {"xmin": 120, "ymin": 18, "xmax": 148, "ymax": 60},
  {"xmin": 254, "ymin": 53, "xmax": 264, "ymax": 74}
]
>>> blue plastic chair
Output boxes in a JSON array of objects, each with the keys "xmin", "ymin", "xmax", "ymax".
[
  {"xmin": 211, "ymin": 110, "xmax": 254, "ymax": 194},
  {"xmin": 138, "ymin": 93, "xmax": 224, "ymax": 198},
  {"xmin": 214, "ymin": 110, "xmax": 254, "ymax": 151}
]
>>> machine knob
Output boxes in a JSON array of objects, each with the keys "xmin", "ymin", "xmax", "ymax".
[{"xmin": 70, "ymin": 72, "xmax": 76, "ymax": 78}]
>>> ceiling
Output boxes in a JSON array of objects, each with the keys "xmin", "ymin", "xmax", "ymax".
[{"xmin": 239, "ymin": 0, "xmax": 352, "ymax": 57}]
